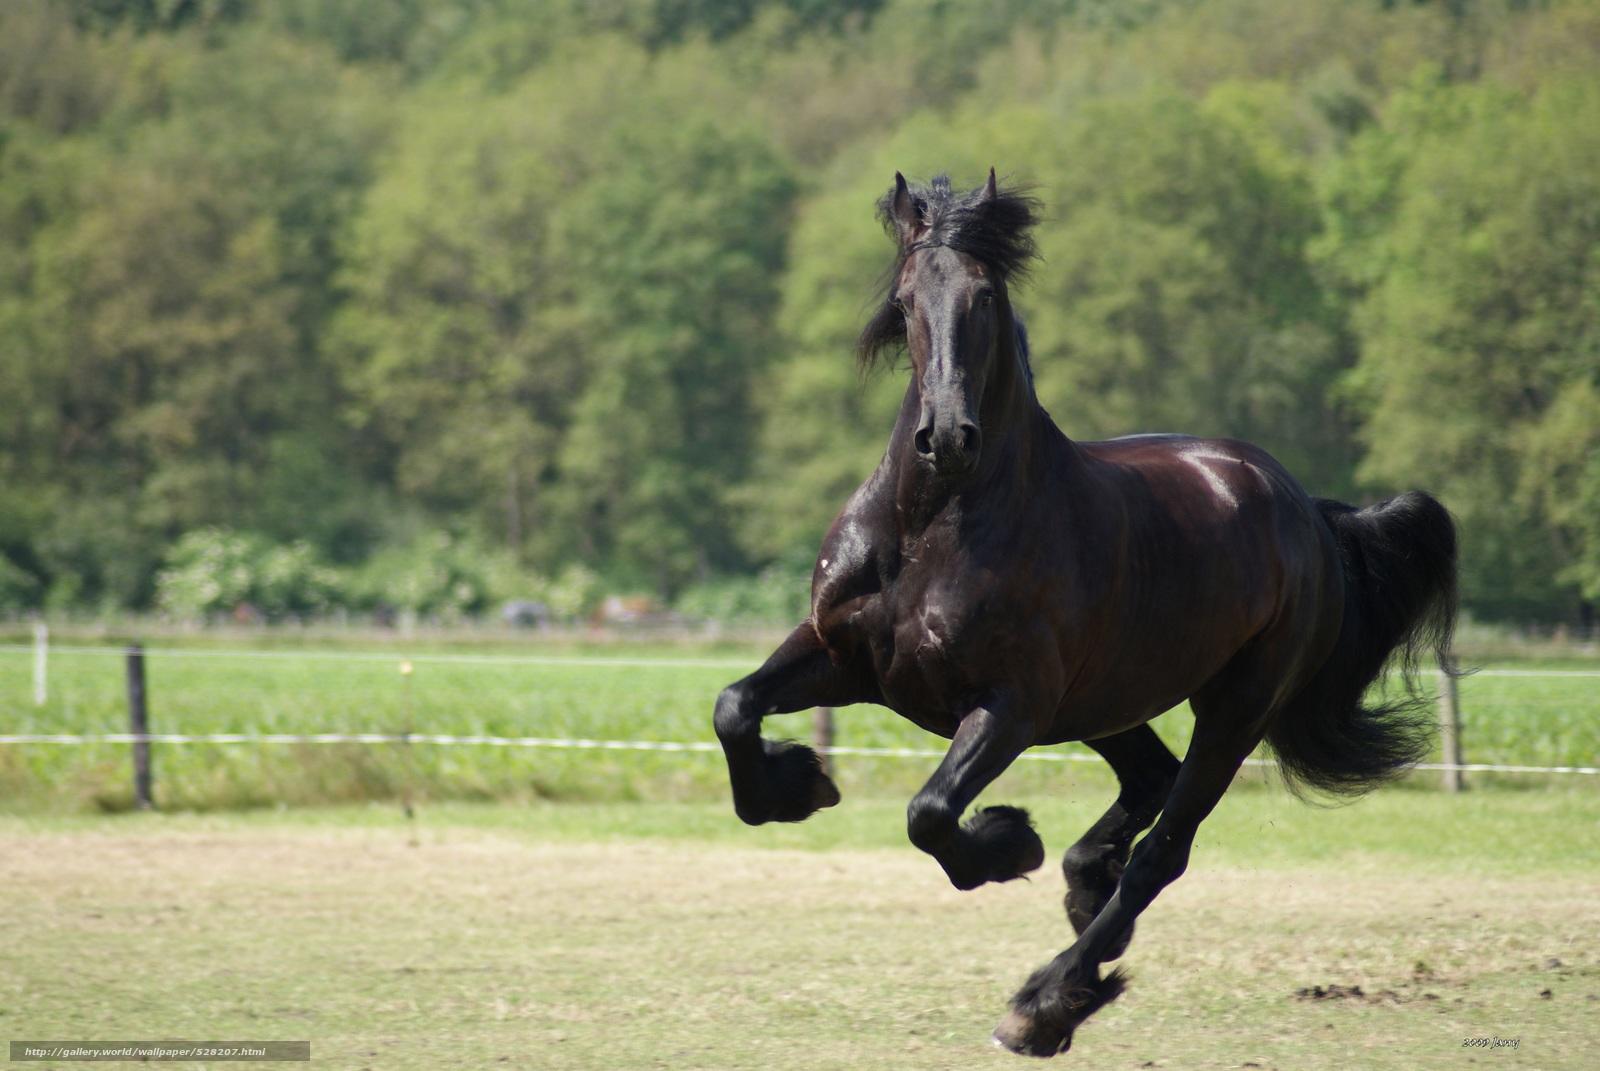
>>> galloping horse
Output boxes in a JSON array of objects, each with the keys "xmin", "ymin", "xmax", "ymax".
[{"xmin": 714, "ymin": 171, "xmax": 1457, "ymax": 1056}]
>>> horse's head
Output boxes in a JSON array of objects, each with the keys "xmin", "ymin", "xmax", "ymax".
[{"xmin": 859, "ymin": 170, "xmax": 1039, "ymax": 479}]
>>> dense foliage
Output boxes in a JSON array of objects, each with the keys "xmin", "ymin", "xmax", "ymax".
[{"xmin": 1, "ymin": 0, "xmax": 1597, "ymax": 624}]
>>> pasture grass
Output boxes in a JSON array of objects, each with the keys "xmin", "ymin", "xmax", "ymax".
[
  {"xmin": 1, "ymin": 636, "xmax": 1597, "ymax": 811},
  {"xmin": 2, "ymin": 790, "xmax": 1596, "ymax": 1070}
]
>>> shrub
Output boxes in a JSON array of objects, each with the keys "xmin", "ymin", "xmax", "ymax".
[
  {"xmin": 540, "ymin": 563, "xmax": 603, "ymax": 622},
  {"xmin": 155, "ymin": 528, "xmax": 343, "ymax": 621},
  {"xmin": 675, "ymin": 560, "xmax": 811, "ymax": 627},
  {"xmin": 349, "ymin": 531, "xmax": 552, "ymax": 620}
]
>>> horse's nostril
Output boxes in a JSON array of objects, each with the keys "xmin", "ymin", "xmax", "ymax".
[
  {"xmin": 914, "ymin": 427, "xmax": 935, "ymax": 457},
  {"xmin": 960, "ymin": 423, "xmax": 982, "ymax": 457}
]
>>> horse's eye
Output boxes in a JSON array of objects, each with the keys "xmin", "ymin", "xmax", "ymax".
[
  {"xmin": 978, "ymin": 291, "xmax": 995, "ymax": 307},
  {"xmin": 893, "ymin": 295, "xmax": 911, "ymax": 314}
]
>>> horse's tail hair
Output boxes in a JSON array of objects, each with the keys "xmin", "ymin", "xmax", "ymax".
[{"xmin": 1266, "ymin": 491, "xmax": 1459, "ymax": 798}]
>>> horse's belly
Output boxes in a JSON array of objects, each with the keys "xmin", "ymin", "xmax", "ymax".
[
  {"xmin": 1040, "ymin": 630, "xmax": 1244, "ymax": 745},
  {"xmin": 1043, "ymin": 688, "xmax": 1189, "ymax": 745}
]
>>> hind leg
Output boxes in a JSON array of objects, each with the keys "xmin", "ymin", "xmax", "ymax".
[
  {"xmin": 996, "ymin": 706, "xmax": 1269, "ymax": 1056},
  {"xmin": 1062, "ymin": 726, "xmax": 1180, "ymax": 958},
  {"xmin": 714, "ymin": 625, "xmax": 872, "ymax": 825}
]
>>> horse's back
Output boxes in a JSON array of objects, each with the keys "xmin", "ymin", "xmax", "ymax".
[
  {"xmin": 1081, "ymin": 433, "xmax": 1303, "ymax": 499},
  {"xmin": 1036, "ymin": 432, "xmax": 1342, "ymax": 740}
]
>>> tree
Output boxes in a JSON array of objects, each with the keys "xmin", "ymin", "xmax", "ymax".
[
  {"xmin": 548, "ymin": 97, "xmax": 796, "ymax": 589},
  {"xmin": 1, "ymin": 0, "xmax": 1597, "ymax": 621},
  {"xmin": 16, "ymin": 29, "xmax": 385, "ymax": 603},
  {"xmin": 338, "ymin": 39, "xmax": 796, "ymax": 590},
  {"xmin": 1324, "ymin": 73, "xmax": 1600, "ymax": 619},
  {"xmin": 1022, "ymin": 90, "xmax": 1353, "ymax": 495}
]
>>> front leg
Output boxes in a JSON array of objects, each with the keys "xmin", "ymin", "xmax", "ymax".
[
  {"xmin": 907, "ymin": 700, "xmax": 1044, "ymax": 890},
  {"xmin": 714, "ymin": 624, "xmax": 869, "ymax": 825}
]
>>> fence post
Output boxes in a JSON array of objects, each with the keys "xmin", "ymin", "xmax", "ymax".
[
  {"xmin": 398, "ymin": 659, "xmax": 417, "ymax": 831},
  {"xmin": 1438, "ymin": 668, "xmax": 1462, "ymax": 793},
  {"xmin": 32, "ymin": 621, "xmax": 47, "ymax": 707},
  {"xmin": 813, "ymin": 706, "xmax": 835, "ymax": 778},
  {"xmin": 126, "ymin": 645, "xmax": 153, "ymax": 810}
]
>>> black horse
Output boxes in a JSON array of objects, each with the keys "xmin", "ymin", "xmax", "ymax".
[{"xmin": 714, "ymin": 171, "xmax": 1457, "ymax": 1056}]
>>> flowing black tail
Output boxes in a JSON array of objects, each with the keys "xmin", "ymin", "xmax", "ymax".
[{"xmin": 1266, "ymin": 491, "xmax": 1459, "ymax": 797}]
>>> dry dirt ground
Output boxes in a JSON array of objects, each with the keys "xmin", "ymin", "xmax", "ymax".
[{"xmin": 2, "ymin": 811, "xmax": 1595, "ymax": 1071}]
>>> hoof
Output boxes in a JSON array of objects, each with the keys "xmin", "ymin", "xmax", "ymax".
[
  {"xmin": 733, "ymin": 740, "xmax": 840, "ymax": 825},
  {"xmin": 945, "ymin": 805, "xmax": 1045, "ymax": 890},
  {"xmin": 992, "ymin": 1010, "xmax": 1068, "ymax": 1057},
  {"xmin": 1002, "ymin": 965, "xmax": 1128, "ymax": 1058}
]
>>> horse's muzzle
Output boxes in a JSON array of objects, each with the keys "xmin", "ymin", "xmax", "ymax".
[{"xmin": 914, "ymin": 415, "xmax": 982, "ymax": 475}]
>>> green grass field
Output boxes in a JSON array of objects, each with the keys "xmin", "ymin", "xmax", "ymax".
[
  {"xmin": 3, "ymin": 635, "xmax": 1595, "ymax": 1068},
  {"xmin": 2, "ymin": 790, "xmax": 1596, "ymax": 1070},
  {"xmin": 1, "ymin": 634, "xmax": 1598, "ymax": 810}
]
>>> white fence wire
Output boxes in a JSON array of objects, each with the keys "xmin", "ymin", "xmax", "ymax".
[
  {"xmin": 5, "ymin": 642, "xmax": 1598, "ymax": 675},
  {"xmin": 3, "ymin": 642, "xmax": 1598, "ymax": 777},
  {"xmin": 0, "ymin": 731, "xmax": 1595, "ymax": 776}
]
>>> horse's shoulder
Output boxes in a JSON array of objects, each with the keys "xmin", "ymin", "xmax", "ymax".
[
  {"xmin": 818, "ymin": 467, "xmax": 896, "ymax": 559},
  {"xmin": 810, "ymin": 469, "xmax": 898, "ymax": 627}
]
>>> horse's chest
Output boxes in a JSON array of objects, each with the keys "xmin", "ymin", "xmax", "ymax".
[
  {"xmin": 870, "ymin": 577, "xmax": 992, "ymax": 735},
  {"xmin": 811, "ymin": 523, "xmax": 1006, "ymax": 734}
]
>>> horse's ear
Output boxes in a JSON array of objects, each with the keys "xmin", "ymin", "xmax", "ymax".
[
  {"xmin": 980, "ymin": 167, "xmax": 998, "ymax": 203},
  {"xmin": 889, "ymin": 171, "xmax": 921, "ymax": 246}
]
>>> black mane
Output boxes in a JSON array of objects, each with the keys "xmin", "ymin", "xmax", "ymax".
[{"xmin": 858, "ymin": 173, "xmax": 1041, "ymax": 369}]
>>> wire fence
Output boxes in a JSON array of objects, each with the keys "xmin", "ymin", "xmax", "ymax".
[
  {"xmin": 7, "ymin": 641, "xmax": 1600, "ymax": 676},
  {"xmin": 0, "ymin": 642, "xmax": 755, "ymax": 669},
  {"xmin": 3, "ymin": 639, "xmax": 1599, "ymax": 813},
  {"xmin": 1, "ymin": 732, "xmax": 1595, "ymax": 777}
]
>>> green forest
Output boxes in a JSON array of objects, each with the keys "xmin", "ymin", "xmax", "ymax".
[{"xmin": 1, "ymin": 0, "xmax": 1597, "ymax": 626}]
